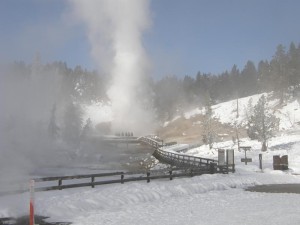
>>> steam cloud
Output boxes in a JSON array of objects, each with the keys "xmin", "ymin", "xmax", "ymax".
[{"xmin": 70, "ymin": 0, "xmax": 155, "ymax": 135}]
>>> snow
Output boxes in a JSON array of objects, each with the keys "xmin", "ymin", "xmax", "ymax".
[
  {"xmin": 275, "ymin": 99, "xmax": 300, "ymax": 130},
  {"xmin": 1, "ymin": 169, "xmax": 300, "ymax": 225},
  {"xmin": 2, "ymin": 94, "xmax": 300, "ymax": 224},
  {"xmin": 183, "ymin": 92, "xmax": 300, "ymax": 130},
  {"xmin": 2, "ymin": 128, "xmax": 300, "ymax": 225}
]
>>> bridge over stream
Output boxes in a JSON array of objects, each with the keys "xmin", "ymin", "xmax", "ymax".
[{"xmin": 138, "ymin": 136, "xmax": 231, "ymax": 174}]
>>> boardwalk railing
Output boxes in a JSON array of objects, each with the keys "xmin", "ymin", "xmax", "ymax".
[
  {"xmin": 0, "ymin": 168, "xmax": 212, "ymax": 195},
  {"xmin": 139, "ymin": 136, "xmax": 229, "ymax": 174}
]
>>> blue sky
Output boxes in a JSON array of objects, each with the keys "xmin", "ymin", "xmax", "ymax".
[{"xmin": 1, "ymin": 0, "xmax": 300, "ymax": 78}]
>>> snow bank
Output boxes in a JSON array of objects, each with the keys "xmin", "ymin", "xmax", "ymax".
[{"xmin": 1, "ymin": 170, "xmax": 300, "ymax": 224}]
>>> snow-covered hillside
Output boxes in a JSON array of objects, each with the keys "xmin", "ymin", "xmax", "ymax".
[{"xmin": 183, "ymin": 93, "xmax": 300, "ymax": 130}]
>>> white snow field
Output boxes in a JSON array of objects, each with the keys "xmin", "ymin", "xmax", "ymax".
[
  {"xmin": 1, "ymin": 167, "xmax": 300, "ymax": 225},
  {"xmin": 1, "ymin": 132, "xmax": 300, "ymax": 225},
  {"xmin": 1, "ymin": 95, "xmax": 300, "ymax": 224}
]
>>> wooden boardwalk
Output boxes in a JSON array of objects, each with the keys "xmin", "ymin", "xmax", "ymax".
[{"xmin": 139, "ymin": 136, "xmax": 230, "ymax": 174}]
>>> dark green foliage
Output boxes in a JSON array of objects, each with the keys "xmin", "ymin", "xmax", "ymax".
[{"xmin": 247, "ymin": 95, "xmax": 280, "ymax": 150}]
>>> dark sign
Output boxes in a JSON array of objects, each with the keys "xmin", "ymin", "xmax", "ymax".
[{"xmin": 241, "ymin": 158, "xmax": 252, "ymax": 163}]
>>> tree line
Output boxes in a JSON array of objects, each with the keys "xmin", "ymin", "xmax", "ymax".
[
  {"xmin": 154, "ymin": 42, "xmax": 300, "ymax": 120},
  {"xmin": 3, "ymin": 42, "xmax": 300, "ymax": 123}
]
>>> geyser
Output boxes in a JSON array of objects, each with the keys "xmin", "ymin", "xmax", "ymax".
[{"xmin": 70, "ymin": 0, "xmax": 155, "ymax": 135}]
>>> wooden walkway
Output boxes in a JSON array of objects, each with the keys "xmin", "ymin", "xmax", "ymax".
[
  {"xmin": 139, "ymin": 136, "xmax": 229, "ymax": 174},
  {"xmin": 0, "ymin": 136, "xmax": 234, "ymax": 196}
]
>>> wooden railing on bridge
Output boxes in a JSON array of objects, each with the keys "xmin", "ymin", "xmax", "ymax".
[{"xmin": 139, "ymin": 136, "xmax": 229, "ymax": 174}]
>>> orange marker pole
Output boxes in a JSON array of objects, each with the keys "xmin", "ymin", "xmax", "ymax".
[{"xmin": 29, "ymin": 180, "xmax": 35, "ymax": 225}]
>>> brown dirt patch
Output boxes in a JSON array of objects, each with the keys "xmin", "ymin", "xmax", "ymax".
[{"xmin": 157, "ymin": 114, "xmax": 247, "ymax": 144}]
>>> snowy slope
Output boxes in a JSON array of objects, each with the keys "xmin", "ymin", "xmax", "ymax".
[{"xmin": 183, "ymin": 93, "xmax": 300, "ymax": 130}]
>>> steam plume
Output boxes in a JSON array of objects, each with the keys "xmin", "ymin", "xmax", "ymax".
[{"xmin": 70, "ymin": 0, "xmax": 155, "ymax": 135}]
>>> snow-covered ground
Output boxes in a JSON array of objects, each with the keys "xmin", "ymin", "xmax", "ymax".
[
  {"xmin": 1, "ymin": 166, "xmax": 300, "ymax": 225},
  {"xmin": 183, "ymin": 92, "xmax": 300, "ymax": 130},
  {"xmin": 1, "ymin": 129, "xmax": 300, "ymax": 225},
  {"xmin": 1, "ymin": 95, "xmax": 300, "ymax": 224}
]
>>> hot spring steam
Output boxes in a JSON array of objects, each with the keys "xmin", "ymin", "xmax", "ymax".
[{"xmin": 70, "ymin": 0, "xmax": 155, "ymax": 135}]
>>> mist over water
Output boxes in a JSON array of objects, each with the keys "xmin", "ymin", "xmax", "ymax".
[
  {"xmin": 0, "ymin": 1, "xmax": 156, "ymax": 189},
  {"xmin": 70, "ymin": 0, "xmax": 155, "ymax": 136}
]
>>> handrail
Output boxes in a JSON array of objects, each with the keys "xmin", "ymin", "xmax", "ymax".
[
  {"xmin": 139, "ymin": 136, "xmax": 218, "ymax": 169},
  {"xmin": 0, "ymin": 169, "xmax": 211, "ymax": 195}
]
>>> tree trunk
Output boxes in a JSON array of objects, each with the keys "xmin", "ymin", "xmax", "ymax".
[{"xmin": 261, "ymin": 141, "xmax": 267, "ymax": 152}]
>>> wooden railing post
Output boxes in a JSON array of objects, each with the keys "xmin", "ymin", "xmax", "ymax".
[
  {"xmin": 169, "ymin": 170, "xmax": 173, "ymax": 180},
  {"xmin": 91, "ymin": 176, "xmax": 95, "ymax": 188},
  {"xmin": 147, "ymin": 172, "xmax": 150, "ymax": 183},
  {"xmin": 58, "ymin": 179, "xmax": 62, "ymax": 190},
  {"xmin": 121, "ymin": 173, "xmax": 124, "ymax": 184}
]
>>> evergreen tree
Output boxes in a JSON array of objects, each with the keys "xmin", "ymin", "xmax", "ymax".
[
  {"xmin": 202, "ymin": 93, "xmax": 215, "ymax": 149},
  {"xmin": 270, "ymin": 44, "xmax": 289, "ymax": 104},
  {"xmin": 240, "ymin": 61, "xmax": 258, "ymax": 96},
  {"xmin": 247, "ymin": 95, "xmax": 279, "ymax": 151},
  {"xmin": 62, "ymin": 102, "xmax": 83, "ymax": 147},
  {"xmin": 257, "ymin": 60, "xmax": 271, "ymax": 92},
  {"xmin": 288, "ymin": 42, "xmax": 300, "ymax": 88}
]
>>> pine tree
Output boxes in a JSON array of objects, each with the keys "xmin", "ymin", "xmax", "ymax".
[
  {"xmin": 270, "ymin": 44, "xmax": 289, "ymax": 104},
  {"xmin": 247, "ymin": 95, "xmax": 279, "ymax": 151},
  {"xmin": 202, "ymin": 94, "xmax": 215, "ymax": 149},
  {"xmin": 62, "ymin": 102, "xmax": 83, "ymax": 147},
  {"xmin": 240, "ymin": 61, "xmax": 258, "ymax": 96}
]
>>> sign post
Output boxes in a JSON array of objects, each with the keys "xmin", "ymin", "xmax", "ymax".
[
  {"xmin": 240, "ymin": 146, "xmax": 252, "ymax": 165},
  {"xmin": 259, "ymin": 154, "xmax": 262, "ymax": 170}
]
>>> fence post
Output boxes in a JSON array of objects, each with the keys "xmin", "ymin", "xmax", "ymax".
[
  {"xmin": 209, "ymin": 163, "xmax": 215, "ymax": 174},
  {"xmin": 169, "ymin": 170, "xmax": 173, "ymax": 180},
  {"xmin": 58, "ymin": 179, "xmax": 62, "ymax": 190},
  {"xmin": 91, "ymin": 176, "xmax": 95, "ymax": 188},
  {"xmin": 121, "ymin": 173, "xmax": 124, "ymax": 184},
  {"xmin": 147, "ymin": 172, "xmax": 150, "ymax": 183},
  {"xmin": 259, "ymin": 154, "xmax": 262, "ymax": 171}
]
